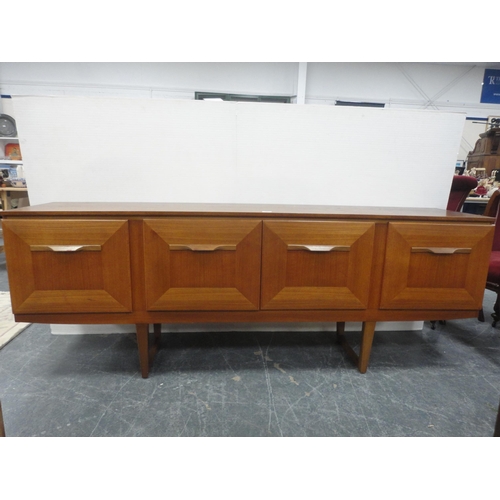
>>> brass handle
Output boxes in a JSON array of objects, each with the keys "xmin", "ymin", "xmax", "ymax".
[
  {"xmin": 30, "ymin": 244, "xmax": 102, "ymax": 252},
  {"xmin": 169, "ymin": 244, "xmax": 237, "ymax": 252},
  {"xmin": 411, "ymin": 247, "xmax": 471, "ymax": 255},
  {"xmin": 288, "ymin": 244, "xmax": 350, "ymax": 252}
]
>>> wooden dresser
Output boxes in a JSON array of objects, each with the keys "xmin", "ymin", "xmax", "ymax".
[
  {"xmin": 1, "ymin": 202, "xmax": 495, "ymax": 377},
  {"xmin": 466, "ymin": 127, "xmax": 500, "ymax": 176}
]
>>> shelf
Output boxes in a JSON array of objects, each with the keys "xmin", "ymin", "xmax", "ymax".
[
  {"xmin": 0, "ymin": 137, "xmax": 18, "ymax": 140},
  {"xmin": 0, "ymin": 160, "xmax": 22, "ymax": 165}
]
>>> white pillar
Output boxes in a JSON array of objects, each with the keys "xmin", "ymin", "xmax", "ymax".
[{"xmin": 296, "ymin": 62, "xmax": 307, "ymax": 104}]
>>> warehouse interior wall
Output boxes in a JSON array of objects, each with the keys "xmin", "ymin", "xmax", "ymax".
[{"xmin": 1, "ymin": 62, "xmax": 499, "ymax": 160}]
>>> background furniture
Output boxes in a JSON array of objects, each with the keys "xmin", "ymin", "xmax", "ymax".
[
  {"xmin": 463, "ymin": 197, "xmax": 489, "ymax": 215},
  {"xmin": 479, "ymin": 190, "xmax": 500, "ymax": 325},
  {"xmin": 1, "ymin": 202, "xmax": 494, "ymax": 378},
  {"xmin": 0, "ymin": 187, "xmax": 28, "ymax": 211},
  {"xmin": 467, "ymin": 127, "xmax": 500, "ymax": 176},
  {"xmin": 447, "ymin": 175, "xmax": 478, "ymax": 212}
]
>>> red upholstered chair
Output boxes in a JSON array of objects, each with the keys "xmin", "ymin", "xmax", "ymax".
[
  {"xmin": 446, "ymin": 175, "xmax": 478, "ymax": 211},
  {"xmin": 479, "ymin": 190, "xmax": 500, "ymax": 325}
]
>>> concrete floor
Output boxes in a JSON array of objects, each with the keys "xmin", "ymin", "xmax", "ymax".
[{"xmin": 0, "ymin": 253, "xmax": 499, "ymax": 437}]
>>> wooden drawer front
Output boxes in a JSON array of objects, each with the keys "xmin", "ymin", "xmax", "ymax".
[
  {"xmin": 143, "ymin": 219, "xmax": 262, "ymax": 311},
  {"xmin": 380, "ymin": 222, "xmax": 494, "ymax": 310},
  {"xmin": 3, "ymin": 219, "xmax": 132, "ymax": 314},
  {"xmin": 261, "ymin": 220, "xmax": 376, "ymax": 310}
]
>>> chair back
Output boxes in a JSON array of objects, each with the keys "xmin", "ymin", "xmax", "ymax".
[
  {"xmin": 446, "ymin": 175, "xmax": 478, "ymax": 212},
  {"xmin": 483, "ymin": 190, "xmax": 500, "ymax": 251}
]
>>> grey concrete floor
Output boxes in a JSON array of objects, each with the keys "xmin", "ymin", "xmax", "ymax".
[{"xmin": 0, "ymin": 253, "xmax": 499, "ymax": 437}]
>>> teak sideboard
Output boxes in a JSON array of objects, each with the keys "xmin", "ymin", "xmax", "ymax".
[{"xmin": 1, "ymin": 202, "xmax": 495, "ymax": 377}]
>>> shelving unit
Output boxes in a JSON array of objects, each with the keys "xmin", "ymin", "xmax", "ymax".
[
  {"xmin": 0, "ymin": 136, "xmax": 21, "ymax": 164},
  {"xmin": 0, "ymin": 135, "xmax": 27, "ymax": 210}
]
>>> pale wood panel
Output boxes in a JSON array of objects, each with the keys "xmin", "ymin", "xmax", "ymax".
[{"xmin": 380, "ymin": 222, "xmax": 494, "ymax": 310}]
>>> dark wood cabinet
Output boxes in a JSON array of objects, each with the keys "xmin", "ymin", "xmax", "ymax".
[
  {"xmin": 1, "ymin": 202, "xmax": 495, "ymax": 377},
  {"xmin": 466, "ymin": 127, "xmax": 500, "ymax": 176}
]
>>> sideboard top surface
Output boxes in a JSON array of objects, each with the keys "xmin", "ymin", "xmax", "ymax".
[{"xmin": 0, "ymin": 202, "xmax": 494, "ymax": 223}]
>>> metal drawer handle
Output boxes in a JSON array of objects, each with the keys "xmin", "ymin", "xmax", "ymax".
[
  {"xmin": 169, "ymin": 244, "xmax": 237, "ymax": 252},
  {"xmin": 30, "ymin": 245, "xmax": 102, "ymax": 252},
  {"xmin": 288, "ymin": 244, "xmax": 350, "ymax": 252},
  {"xmin": 411, "ymin": 247, "xmax": 472, "ymax": 255}
]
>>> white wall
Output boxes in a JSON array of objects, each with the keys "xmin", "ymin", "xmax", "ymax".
[
  {"xmin": 0, "ymin": 62, "xmax": 298, "ymax": 100},
  {"xmin": 2, "ymin": 62, "xmax": 499, "ymax": 115},
  {"xmin": 306, "ymin": 63, "xmax": 487, "ymax": 110}
]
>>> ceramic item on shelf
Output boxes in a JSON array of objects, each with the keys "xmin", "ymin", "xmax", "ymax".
[{"xmin": 0, "ymin": 115, "xmax": 16, "ymax": 137}]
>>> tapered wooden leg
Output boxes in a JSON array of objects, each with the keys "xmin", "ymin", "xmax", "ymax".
[
  {"xmin": 153, "ymin": 323, "xmax": 162, "ymax": 345},
  {"xmin": 336, "ymin": 320, "xmax": 377, "ymax": 373},
  {"xmin": 336, "ymin": 321, "xmax": 345, "ymax": 336},
  {"xmin": 136, "ymin": 323, "xmax": 162, "ymax": 378},
  {"xmin": 336, "ymin": 321, "xmax": 359, "ymax": 367},
  {"xmin": 358, "ymin": 321, "xmax": 376, "ymax": 374},
  {"xmin": 493, "ymin": 293, "xmax": 500, "ymax": 327},
  {"xmin": 136, "ymin": 323, "xmax": 150, "ymax": 378}
]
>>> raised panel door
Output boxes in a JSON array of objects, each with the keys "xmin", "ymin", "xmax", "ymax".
[
  {"xmin": 379, "ymin": 222, "xmax": 494, "ymax": 310},
  {"xmin": 261, "ymin": 220, "xmax": 376, "ymax": 310},
  {"xmin": 143, "ymin": 219, "xmax": 262, "ymax": 311},
  {"xmin": 2, "ymin": 219, "xmax": 132, "ymax": 314}
]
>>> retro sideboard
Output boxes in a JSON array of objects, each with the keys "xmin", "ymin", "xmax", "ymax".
[{"xmin": 0, "ymin": 202, "xmax": 495, "ymax": 377}]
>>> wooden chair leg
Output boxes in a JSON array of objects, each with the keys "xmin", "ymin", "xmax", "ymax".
[
  {"xmin": 492, "ymin": 293, "xmax": 500, "ymax": 327},
  {"xmin": 0, "ymin": 400, "xmax": 6, "ymax": 437}
]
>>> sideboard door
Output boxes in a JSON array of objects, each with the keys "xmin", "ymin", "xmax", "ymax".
[
  {"xmin": 380, "ymin": 222, "xmax": 494, "ymax": 310},
  {"xmin": 143, "ymin": 219, "xmax": 262, "ymax": 311},
  {"xmin": 261, "ymin": 220, "xmax": 376, "ymax": 310},
  {"xmin": 2, "ymin": 219, "xmax": 132, "ymax": 314}
]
